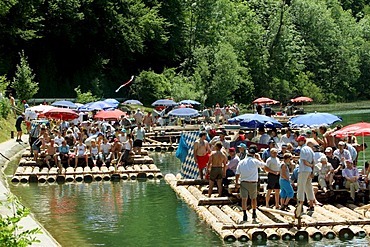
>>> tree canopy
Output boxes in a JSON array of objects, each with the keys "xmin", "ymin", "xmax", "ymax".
[{"xmin": 1, "ymin": 0, "xmax": 370, "ymax": 105}]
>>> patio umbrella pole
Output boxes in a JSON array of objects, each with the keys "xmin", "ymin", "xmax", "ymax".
[{"xmin": 363, "ymin": 132, "xmax": 366, "ymax": 166}]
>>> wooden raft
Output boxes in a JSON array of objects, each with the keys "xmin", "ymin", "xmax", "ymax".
[{"xmin": 166, "ymin": 174, "xmax": 370, "ymax": 243}]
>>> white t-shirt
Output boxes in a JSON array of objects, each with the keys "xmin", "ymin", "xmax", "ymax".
[
  {"xmin": 76, "ymin": 143, "xmax": 86, "ymax": 156},
  {"xmin": 100, "ymin": 143, "xmax": 111, "ymax": 154},
  {"xmin": 266, "ymin": 157, "xmax": 280, "ymax": 172},
  {"xmin": 133, "ymin": 127, "xmax": 145, "ymax": 141},
  {"xmin": 54, "ymin": 136, "xmax": 64, "ymax": 146},
  {"xmin": 236, "ymin": 157, "xmax": 265, "ymax": 182},
  {"xmin": 119, "ymin": 134, "xmax": 127, "ymax": 143}
]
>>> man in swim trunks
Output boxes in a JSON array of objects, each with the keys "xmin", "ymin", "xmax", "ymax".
[
  {"xmin": 194, "ymin": 132, "xmax": 211, "ymax": 179},
  {"xmin": 207, "ymin": 142, "xmax": 228, "ymax": 197}
]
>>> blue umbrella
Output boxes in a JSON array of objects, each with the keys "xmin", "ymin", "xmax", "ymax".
[
  {"xmin": 168, "ymin": 108, "xmax": 200, "ymax": 118},
  {"xmin": 178, "ymin": 100, "xmax": 201, "ymax": 105},
  {"xmin": 152, "ymin": 99, "xmax": 177, "ymax": 107},
  {"xmin": 288, "ymin": 112, "xmax": 342, "ymax": 128},
  {"xmin": 78, "ymin": 101, "xmax": 116, "ymax": 111},
  {"xmin": 123, "ymin": 99, "xmax": 143, "ymax": 105},
  {"xmin": 104, "ymin": 98, "xmax": 119, "ymax": 106},
  {"xmin": 51, "ymin": 100, "xmax": 77, "ymax": 109},
  {"xmin": 228, "ymin": 114, "xmax": 282, "ymax": 128}
]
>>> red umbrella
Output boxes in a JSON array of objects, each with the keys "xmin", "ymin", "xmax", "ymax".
[
  {"xmin": 44, "ymin": 108, "xmax": 78, "ymax": 120},
  {"xmin": 291, "ymin": 96, "xmax": 313, "ymax": 103},
  {"xmin": 331, "ymin": 122, "xmax": 370, "ymax": 165},
  {"xmin": 94, "ymin": 109, "xmax": 125, "ymax": 121},
  {"xmin": 252, "ymin": 97, "xmax": 280, "ymax": 105},
  {"xmin": 331, "ymin": 122, "xmax": 370, "ymax": 138}
]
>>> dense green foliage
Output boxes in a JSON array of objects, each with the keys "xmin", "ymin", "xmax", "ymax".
[
  {"xmin": 1, "ymin": 0, "xmax": 370, "ymax": 105},
  {"xmin": 0, "ymin": 194, "xmax": 41, "ymax": 246}
]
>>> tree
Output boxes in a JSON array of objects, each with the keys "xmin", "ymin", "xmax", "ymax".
[
  {"xmin": 74, "ymin": 86, "xmax": 99, "ymax": 104},
  {"xmin": 11, "ymin": 50, "xmax": 39, "ymax": 101}
]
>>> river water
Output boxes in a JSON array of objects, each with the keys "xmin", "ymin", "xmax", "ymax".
[{"xmin": 4, "ymin": 110, "xmax": 370, "ymax": 246}]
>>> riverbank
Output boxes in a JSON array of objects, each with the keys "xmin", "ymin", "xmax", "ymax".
[{"xmin": 0, "ymin": 135, "xmax": 60, "ymax": 247}]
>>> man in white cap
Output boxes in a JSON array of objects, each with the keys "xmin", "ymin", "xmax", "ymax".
[
  {"xmin": 333, "ymin": 141, "xmax": 351, "ymax": 167},
  {"xmin": 235, "ymin": 147, "xmax": 267, "ymax": 222},
  {"xmin": 317, "ymin": 157, "xmax": 334, "ymax": 192},
  {"xmin": 343, "ymin": 159, "xmax": 360, "ymax": 202},
  {"xmin": 295, "ymin": 136, "xmax": 315, "ymax": 217}
]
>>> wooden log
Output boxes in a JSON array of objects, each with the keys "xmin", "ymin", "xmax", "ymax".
[
  {"xmin": 336, "ymin": 204, "xmax": 370, "ymax": 236},
  {"xmin": 254, "ymin": 208, "xmax": 289, "ymax": 241},
  {"xmin": 25, "ymin": 160, "xmax": 37, "ymax": 166},
  {"xmin": 65, "ymin": 167, "xmax": 75, "ymax": 182},
  {"xmin": 38, "ymin": 167, "xmax": 49, "ymax": 183},
  {"xmin": 47, "ymin": 167, "xmax": 58, "ymax": 183},
  {"xmin": 176, "ymin": 179, "xmax": 210, "ymax": 186},
  {"xmin": 303, "ymin": 209, "xmax": 336, "ymax": 239},
  {"xmin": 19, "ymin": 158, "xmax": 27, "ymax": 166},
  {"xmin": 323, "ymin": 204, "xmax": 366, "ymax": 238},
  {"xmin": 117, "ymin": 166, "xmax": 128, "ymax": 180},
  {"xmin": 29, "ymin": 167, "xmax": 39, "ymax": 183},
  {"xmin": 198, "ymin": 197, "xmax": 240, "ymax": 206},
  {"xmin": 22, "ymin": 151, "xmax": 32, "ymax": 157},
  {"xmin": 83, "ymin": 166, "xmax": 93, "ymax": 183},
  {"xmin": 141, "ymin": 165, "xmax": 154, "ymax": 179},
  {"xmin": 91, "ymin": 166, "xmax": 102, "ymax": 181},
  {"xmin": 314, "ymin": 206, "xmax": 354, "ymax": 240},
  {"xmin": 75, "ymin": 167, "xmax": 84, "ymax": 182},
  {"xmin": 56, "ymin": 168, "xmax": 66, "ymax": 183},
  {"xmin": 164, "ymin": 173, "xmax": 177, "ymax": 189},
  {"xmin": 168, "ymin": 146, "xmax": 175, "ymax": 152},
  {"xmin": 300, "ymin": 215, "xmax": 323, "ymax": 241},
  {"xmin": 134, "ymin": 165, "xmax": 146, "ymax": 179},
  {"xmin": 125, "ymin": 166, "xmax": 137, "ymax": 180},
  {"xmin": 100, "ymin": 166, "xmax": 111, "ymax": 181}
]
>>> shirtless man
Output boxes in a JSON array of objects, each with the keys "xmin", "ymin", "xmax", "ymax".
[
  {"xmin": 193, "ymin": 132, "xmax": 211, "ymax": 179},
  {"xmin": 45, "ymin": 139, "xmax": 58, "ymax": 169},
  {"xmin": 207, "ymin": 142, "xmax": 228, "ymax": 197},
  {"xmin": 9, "ymin": 93, "xmax": 16, "ymax": 117}
]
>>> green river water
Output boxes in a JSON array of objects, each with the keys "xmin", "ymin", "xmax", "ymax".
[{"xmin": 4, "ymin": 110, "xmax": 370, "ymax": 247}]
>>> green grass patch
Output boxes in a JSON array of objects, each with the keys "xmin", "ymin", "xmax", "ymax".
[{"xmin": 0, "ymin": 115, "xmax": 17, "ymax": 143}]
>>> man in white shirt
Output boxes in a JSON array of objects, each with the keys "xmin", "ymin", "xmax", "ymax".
[
  {"xmin": 280, "ymin": 128, "xmax": 295, "ymax": 145},
  {"xmin": 333, "ymin": 141, "xmax": 351, "ymax": 167},
  {"xmin": 235, "ymin": 147, "xmax": 267, "ymax": 222},
  {"xmin": 134, "ymin": 109, "xmax": 144, "ymax": 125}
]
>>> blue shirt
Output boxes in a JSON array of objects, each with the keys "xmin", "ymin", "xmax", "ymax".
[
  {"xmin": 346, "ymin": 144, "xmax": 357, "ymax": 161},
  {"xmin": 299, "ymin": 144, "xmax": 314, "ymax": 173},
  {"xmin": 59, "ymin": 145, "xmax": 70, "ymax": 154},
  {"xmin": 262, "ymin": 149, "xmax": 271, "ymax": 161}
]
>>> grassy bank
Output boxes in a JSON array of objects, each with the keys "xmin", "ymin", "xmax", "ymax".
[
  {"xmin": 300, "ymin": 100, "xmax": 370, "ymax": 113},
  {"xmin": 0, "ymin": 115, "xmax": 17, "ymax": 143}
]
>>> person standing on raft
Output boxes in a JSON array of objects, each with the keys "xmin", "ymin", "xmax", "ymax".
[
  {"xmin": 207, "ymin": 142, "xmax": 228, "ymax": 197},
  {"xmin": 194, "ymin": 132, "xmax": 211, "ymax": 179}
]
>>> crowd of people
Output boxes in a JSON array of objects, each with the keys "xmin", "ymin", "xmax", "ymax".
[
  {"xmin": 20, "ymin": 111, "xmax": 151, "ymax": 172},
  {"xmin": 194, "ymin": 125, "xmax": 368, "ymax": 222}
]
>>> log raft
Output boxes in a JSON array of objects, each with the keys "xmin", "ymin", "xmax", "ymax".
[
  {"xmin": 166, "ymin": 174, "xmax": 370, "ymax": 243},
  {"xmin": 12, "ymin": 151, "xmax": 162, "ymax": 183}
]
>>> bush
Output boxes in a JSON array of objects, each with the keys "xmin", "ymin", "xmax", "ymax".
[{"xmin": 0, "ymin": 193, "xmax": 41, "ymax": 246}]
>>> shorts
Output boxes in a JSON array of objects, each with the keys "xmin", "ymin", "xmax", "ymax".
[
  {"xmin": 279, "ymin": 178, "xmax": 294, "ymax": 199},
  {"xmin": 197, "ymin": 154, "xmax": 210, "ymax": 169},
  {"xmin": 240, "ymin": 181, "xmax": 258, "ymax": 199},
  {"xmin": 133, "ymin": 139, "xmax": 143, "ymax": 148},
  {"xmin": 16, "ymin": 125, "xmax": 22, "ymax": 132},
  {"xmin": 209, "ymin": 167, "xmax": 223, "ymax": 181},
  {"xmin": 32, "ymin": 144, "xmax": 40, "ymax": 152},
  {"xmin": 267, "ymin": 173, "xmax": 280, "ymax": 189}
]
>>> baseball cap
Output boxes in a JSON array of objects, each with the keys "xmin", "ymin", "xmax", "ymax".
[
  {"xmin": 237, "ymin": 143, "xmax": 247, "ymax": 149},
  {"xmin": 282, "ymin": 143, "xmax": 288, "ymax": 148},
  {"xmin": 325, "ymin": 147, "xmax": 332, "ymax": 153},
  {"xmin": 247, "ymin": 147, "xmax": 256, "ymax": 155},
  {"xmin": 229, "ymin": 147, "xmax": 236, "ymax": 152},
  {"xmin": 121, "ymin": 129, "xmax": 126, "ymax": 132},
  {"xmin": 114, "ymin": 138, "xmax": 119, "ymax": 142},
  {"xmin": 297, "ymin": 136, "xmax": 306, "ymax": 142},
  {"xmin": 338, "ymin": 141, "xmax": 346, "ymax": 146},
  {"xmin": 346, "ymin": 159, "xmax": 353, "ymax": 163},
  {"xmin": 268, "ymin": 139, "xmax": 275, "ymax": 144},
  {"xmin": 306, "ymin": 129, "xmax": 312, "ymax": 134}
]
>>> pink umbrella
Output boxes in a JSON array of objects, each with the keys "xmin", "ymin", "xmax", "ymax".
[
  {"xmin": 291, "ymin": 96, "xmax": 313, "ymax": 103},
  {"xmin": 94, "ymin": 109, "xmax": 125, "ymax": 121},
  {"xmin": 252, "ymin": 97, "xmax": 280, "ymax": 105}
]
